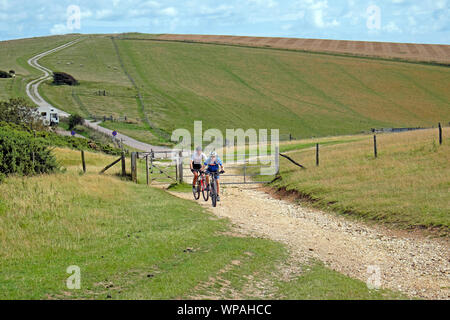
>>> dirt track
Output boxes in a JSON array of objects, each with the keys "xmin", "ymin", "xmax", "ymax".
[{"xmin": 172, "ymin": 170, "xmax": 449, "ymax": 300}]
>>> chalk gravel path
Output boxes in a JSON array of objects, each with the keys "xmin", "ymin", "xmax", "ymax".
[
  {"xmin": 173, "ymin": 170, "xmax": 449, "ymax": 300},
  {"xmin": 26, "ymin": 40, "xmax": 170, "ymax": 153}
]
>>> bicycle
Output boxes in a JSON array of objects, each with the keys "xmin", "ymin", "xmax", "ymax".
[
  {"xmin": 208, "ymin": 171, "xmax": 224, "ymax": 208},
  {"xmin": 192, "ymin": 170, "xmax": 209, "ymax": 201}
]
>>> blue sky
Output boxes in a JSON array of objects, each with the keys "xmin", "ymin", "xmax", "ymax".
[{"xmin": 0, "ymin": 0, "xmax": 448, "ymax": 43}]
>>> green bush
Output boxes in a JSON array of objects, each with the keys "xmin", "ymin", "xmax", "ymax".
[
  {"xmin": 68, "ymin": 114, "xmax": 84, "ymax": 130},
  {"xmin": 0, "ymin": 70, "xmax": 12, "ymax": 78},
  {"xmin": 53, "ymin": 72, "xmax": 78, "ymax": 86},
  {"xmin": 0, "ymin": 122, "xmax": 122, "ymax": 156},
  {"xmin": 0, "ymin": 126, "xmax": 59, "ymax": 178},
  {"xmin": 0, "ymin": 98, "xmax": 45, "ymax": 130}
]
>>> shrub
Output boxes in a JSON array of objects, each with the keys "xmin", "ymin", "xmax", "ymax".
[
  {"xmin": 0, "ymin": 126, "xmax": 59, "ymax": 179},
  {"xmin": 0, "ymin": 122, "xmax": 123, "ymax": 157},
  {"xmin": 0, "ymin": 98, "xmax": 45, "ymax": 130},
  {"xmin": 53, "ymin": 72, "xmax": 78, "ymax": 86},
  {"xmin": 0, "ymin": 70, "xmax": 12, "ymax": 78},
  {"xmin": 68, "ymin": 114, "xmax": 84, "ymax": 130}
]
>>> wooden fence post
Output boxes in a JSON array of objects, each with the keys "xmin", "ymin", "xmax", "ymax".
[
  {"xmin": 121, "ymin": 152, "xmax": 126, "ymax": 177},
  {"xmin": 81, "ymin": 150, "xmax": 86, "ymax": 173},
  {"xmin": 243, "ymin": 161, "xmax": 247, "ymax": 183},
  {"xmin": 131, "ymin": 152, "xmax": 137, "ymax": 183},
  {"xmin": 439, "ymin": 123, "xmax": 443, "ymax": 145},
  {"xmin": 316, "ymin": 143, "xmax": 319, "ymax": 167},
  {"xmin": 178, "ymin": 151, "xmax": 184, "ymax": 184},
  {"xmin": 175, "ymin": 158, "xmax": 179, "ymax": 182},
  {"xmin": 150, "ymin": 150, "xmax": 154, "ymax": 175},
  {"xmin": 373, "ymin": 135, "xmax": 378, "ymax": 158},
  {"xmin": 146, "ymin": 155, "xmax": 150, "ymax": 186}
]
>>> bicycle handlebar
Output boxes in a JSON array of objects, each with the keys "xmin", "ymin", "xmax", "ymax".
[{"xmin": 192, "ymin": 169, "xmax": 225, "ymax": 175}]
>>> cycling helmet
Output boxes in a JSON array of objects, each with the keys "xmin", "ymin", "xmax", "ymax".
[{"xmin": 210, "ymin": 151, "xmax": 218, "ymax": 157}]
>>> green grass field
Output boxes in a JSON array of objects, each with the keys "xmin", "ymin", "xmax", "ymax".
[
  {"xmin": 265, "ymin": 128, "xmax": 450, "ymax": 232},
  {"xmin": 0, "ymin": 77, "xmax": 28, "ymax": 101},
  {"xmin": 1, "ymin": 34, "xmax": 444, "ymax": 144},
  {"xmin": 0, "ymin": 148, "xmax": 401, "ymax": 300}
]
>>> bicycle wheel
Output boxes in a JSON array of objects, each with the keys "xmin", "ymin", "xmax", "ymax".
[
  {"xmin": 193, "ymin": 180, "xmax": 201, "ymax": 200},
  {"xmin": 202, "ymin": 179, "xmax": 209, "ymax": 202},
  {"xmin": 211, "ymin": 180, "xmax": 218, "ymax": 208}
]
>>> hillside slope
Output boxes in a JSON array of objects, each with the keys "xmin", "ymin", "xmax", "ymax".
[{"xmin": 1, "ymin": 34, "xmax": 449, "ymax": 143}]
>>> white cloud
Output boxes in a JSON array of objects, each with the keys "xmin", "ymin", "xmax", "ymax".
[
  {"xmin": 50, "ymin": 23, "xmax": 71, "ymax": 35},
  {"xmin": 96, "ymin": 9, "xmax": 114, "ymax": 20},
  {"xmin": 248, "ymin": 0, "xmax": 278, "ymax": 8},
  {"xmin": 0, "ymin": 0, "xmax": 7, "ymax": 10},
  {"xmin": 383, "ymin": 21, "xmax": 402, "ymax": 33},
  {"xmin": 160, "ymin": 7, "xmax": 177, "ymax": 17},
  {"xmin": 295, "ymin": 0, "xmax": 340, "ymax": 28},
  {"xmin": 313, "ymin": 8, "xmax": 339, "ymax": 28},
  {"xmin": 142, "ymin": 1, "xmax": 161, "ymax": 9},
  {"xmin": 198, "ymin": 5, "xmax": 233, "ymax": 16},
  {"xmin": 280, "ymin": 11, "xmax": 305, "ymax": 21}
]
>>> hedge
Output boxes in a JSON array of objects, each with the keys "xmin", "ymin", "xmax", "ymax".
[{"xmin": 0, "ymin": 126, "xmax": 58, "ymax": 181}]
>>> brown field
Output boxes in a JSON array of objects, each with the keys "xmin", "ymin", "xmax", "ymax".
[{"xmin": 151, "ymin": 34, "xmax": 450, "ymax": 64}]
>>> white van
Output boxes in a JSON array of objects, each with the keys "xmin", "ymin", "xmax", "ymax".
[{"xmin": 38, "ymin": 107, "xmax": 60, "ymax": 126}]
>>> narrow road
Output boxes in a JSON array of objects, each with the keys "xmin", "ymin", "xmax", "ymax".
[
  {"xmin": 26, "ymin": 39, "xmax": 82, "ymax": 117},
  {"xmin": 85, "ymin": 120, "xmax": 170, "ymax": 152},
  {"xmin": 26, "ymin": 40, "xmax": 171, "ymax": 153}
]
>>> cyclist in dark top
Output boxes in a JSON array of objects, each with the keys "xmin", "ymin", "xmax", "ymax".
[{"xmin": 203, "ymin": 151, "xmax": 225, "ymax": 201}]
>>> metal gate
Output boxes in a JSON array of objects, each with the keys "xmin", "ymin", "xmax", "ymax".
[
  {"xmin": 130, "ymin": 147, "xmax": 279, "ymax": 186},
  {"xmin": 182, "ymin": 147, "xmax": 280, "ymax": 186},
  {"xmin": 137, "ymin": 150, "xmax": 187, "ymax": 185}
]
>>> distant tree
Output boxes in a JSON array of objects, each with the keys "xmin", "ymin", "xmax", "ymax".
[
  {"xmin": 0, "ymin": 70, "xmax": 12, "ymax": 78},
  {"xmin": 0, "ymin": 98, "xmax": 44, "ymax": 130},
  {"xmin": 68, "ymin": 114, "xmax": 84, "ymax": 130},
  {"xmin": 53, "ymin": 72, "xmax": 79, "ymax": 86}
]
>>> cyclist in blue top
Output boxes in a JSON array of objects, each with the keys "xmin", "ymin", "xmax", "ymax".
[{"xmin": 203, "ymin": 151, "xmax": 225, "ymax": 202}]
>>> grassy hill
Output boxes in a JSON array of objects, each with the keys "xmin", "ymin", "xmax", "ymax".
[{"xmin": 1, "ymin": 34, "xmax": 449, "ymax": 145}]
